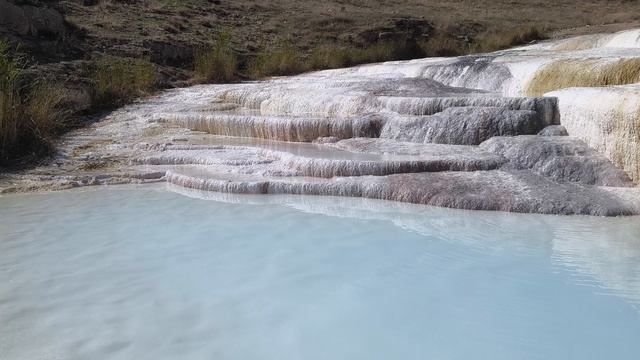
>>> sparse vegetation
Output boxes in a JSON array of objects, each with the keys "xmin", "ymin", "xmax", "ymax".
[
  {"xmin": 298, "ymin": 27, "xmax": 546, "ymax": 74},
  {"xmin": 91, "ymin": 56, "xmax": 156, "ymax": 108},
  {"xmin": 246, "ymin": 41, "xmax": 401, "ymax": 78},
  {"xmin": 194, "ymin": 30, "xmax": 237, "ymax": 83},
  {"xmin": 246, "ymin": 27, "xmax": 546, "ymax": 79},
  {"xmin": 526, "ymin": 58, "xmax": 640, "ymax": 96},
  {"xmin": 419, "ymin": 26, "xmax": 546, "ymax": 57},
  {"xmin": 247, "ymin": 41, "xmax": 420, "ymax": 78},
  {"xmin": 306, "ymin": 42, "xmax": 397, "ymax": 70},
  {"xmin": 1, "ymin": 40, "xmax": 68, "ymax": 163}
]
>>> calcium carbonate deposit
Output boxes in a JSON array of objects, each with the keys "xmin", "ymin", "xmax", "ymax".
[{"xmin": 2, "ymin": 29, "xmax": 640, "ymax": 216}]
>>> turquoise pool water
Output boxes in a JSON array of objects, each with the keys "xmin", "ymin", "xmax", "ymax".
[{"xmin": 1, "ymin": 184, "xmax": 639, "ymax": 360}]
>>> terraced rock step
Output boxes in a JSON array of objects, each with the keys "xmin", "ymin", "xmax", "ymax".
[
  {"xmin": 380, "ymin": 107, "xmax": 545, "ymax": 145},
  {"xmin": 161, "ymin": 113, "xmax": 383, "ymax": 142},
  {"xmin": 132, "ymin": 143, "xmax": 505, "ymax": 177},
  {"xmin": 480, "ymin": 136, "xmax": 634, "ymax": 187},
  {"xmin": 164, "ymin": 168, "xmax": 638, "ymax": 216}
]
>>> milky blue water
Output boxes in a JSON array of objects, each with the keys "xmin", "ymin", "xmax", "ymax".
[{"xmin": 1, "ymin": 184, "xmax": 639, "ymax": 360}]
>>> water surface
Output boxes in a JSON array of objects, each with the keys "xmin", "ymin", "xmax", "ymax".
[{"xmin": 1, "ymin": 185, "xmax": 639, "ymax": 360}]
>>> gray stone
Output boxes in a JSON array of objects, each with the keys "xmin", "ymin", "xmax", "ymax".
[
  {"xmin": 381, "ymin": 107, "xmax": 545, "ymax": 145},
  {"xmin": 0, "ymin": 0, "xmax": 65, "ymax": 37},
  {"xmin": 538, "ymin": 125, "xmax": 569, "ymax": 136},
  {"xmin": 480, "ymin": 136, "xmax": 634, "ymax": 187}
]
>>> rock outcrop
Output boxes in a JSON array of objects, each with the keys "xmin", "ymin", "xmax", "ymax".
[{"xmin": 0, "ymin": 0, "xmax": 84, "ymax": 62}]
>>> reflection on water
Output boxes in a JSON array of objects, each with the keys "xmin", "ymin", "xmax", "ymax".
[
  {"xmin": 1, "ymin": 184, "xmax": 639, "ymax": 360},
  {"xmin": 173, "ymin": 184, "xmax": 640, "ymax": 311}
]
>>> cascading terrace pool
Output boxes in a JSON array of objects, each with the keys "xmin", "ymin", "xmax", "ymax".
[{"xmin": 1, "ymin": 184, "xmax": 639, "ymax": 360}]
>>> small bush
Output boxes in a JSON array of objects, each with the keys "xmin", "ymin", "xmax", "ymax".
[
  {"xmin": 91, "ymin": 56, "xmax": 156, "ymax": 108},
  {"xmin": 194, "ymin": 30, "xmax": 237, "ymax": 83},
  {"xmin": 526, "ymin": 58, "xmax": 640, "ymax": 96}
]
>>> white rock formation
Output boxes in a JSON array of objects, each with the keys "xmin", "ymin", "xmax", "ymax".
[
  {"xmin": 3, "ymin": 28, "xmax": 640, "ymax": 215},
  {"xmin": 549, "ymin": 85, "xmax": 640, "ymax": 182}
]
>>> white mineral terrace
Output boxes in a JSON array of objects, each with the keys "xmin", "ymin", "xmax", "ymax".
[{"xmin": 2, "ymin": 29, "xmax": 640, "ymax": 215}]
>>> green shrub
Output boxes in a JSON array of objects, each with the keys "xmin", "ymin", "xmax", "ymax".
[
  {"xmin": 91, "ymin": 56, "xmax": 156, "ymax": 108},
  {"xmin": 194, "ymin": 30, "xmax": 237, "ymax": 83}
]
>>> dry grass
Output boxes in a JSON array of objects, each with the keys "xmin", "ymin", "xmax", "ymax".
[
  {"xmin": 193, "ymin": 30, "xmax": 237, "ymax": 83},
  {"xmin": 91, "ymin": 56, "xmax": 156, "ymax": 108},
  {"xmin": 254, "ymin": 27, "xmax": 547, "ymax": 78},
  {"xmin": 0, "ymin": 40, "xmax": 21, "ymax": 158},
  {"xmin": 347, "ymin": 42, "xmax": 398, "ymax": 64},
  {"xmin": 307, "ymin": 45, "xmax": 354, "ymax": 70},
  {"xmin": 245, "ymin": 27, "xmax": 546, "ymax": 79},
  {"xmin": 302, "ymin": 27, "xmax": 545, "ymax": 75},
  {"xmin": 247, "ymin": 41, "xmax": 404, "ymax": 78},
  {"xmin": 307, "ymin": 42, "xmax": 397, "ymax": 70},
  {"xmin": 420, "ymin": 34, "xmax": 468, "ymax": 57},
  {"xmin": 0, "ymin": 40, "xmax": 69, "ymax": 162},
  {"xmin": 24, "ymin": 83, "xmax": 69, "ymax": 146},
  {"xmin": 247, "ymin": 44, "xmax": 307, "ymax": 78},
  {"xmin": 526, "ymin": 58, "xmax": 640, "ymax": 96},
  {"xmin": 471, "ymin": 26, "xmax": 546, "ymax": 53},
  {"xmin": 418, "ymin": 27, "xmax": 546, "ymax": 58}
]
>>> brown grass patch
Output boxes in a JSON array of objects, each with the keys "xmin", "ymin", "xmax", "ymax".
[{"xmin": 526, "ymin": 58, "xmax": 640, "ymax": 96}]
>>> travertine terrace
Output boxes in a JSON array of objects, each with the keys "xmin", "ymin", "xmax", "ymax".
[{"xmin": 3, "ymin": 29, "xmax": 640, "ymax": 216}]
